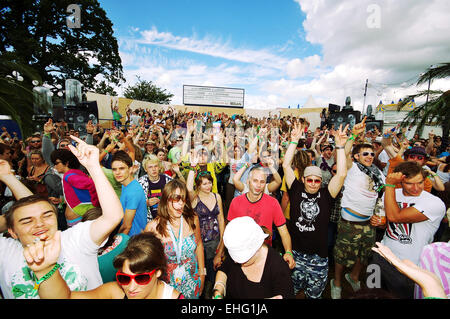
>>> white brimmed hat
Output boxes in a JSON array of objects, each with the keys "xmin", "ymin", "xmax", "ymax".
[{"xmin": 223, "ymin": 216, "xmax": 268, "ymax": 264}]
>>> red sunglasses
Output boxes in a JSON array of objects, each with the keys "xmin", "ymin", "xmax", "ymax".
[
  {"xmin": 306, "ymin": 178, "xmax": 321, "ymax": 184},
  {"xmin": 116, "ymin": 269, "xmax": 157, "ymax": 285}
]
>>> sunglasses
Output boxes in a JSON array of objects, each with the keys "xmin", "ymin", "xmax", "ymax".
[
  {"xmin": 408, "ymin": 154, "xmax": 424, "ymax": 160},
  {"xmin": 169, "ymin": 194, "xmax": 185, "ymax": 202},
  {"xmin": 306, "ymin": 178, "xmax": 321, "ymax": 184},
  {"xmin": 30, "ymin": 140, "xmax": 41, "ymax": 143},
  {"xmin": 59, "ymin": 144, "xmax": 68, "ymax": 148},
  {"xmin": 360, "ymin": 152, "xmax": 375, "ymax": 157},
  {"xmin": 195, "ymin": 171, "xmax": 211, "ymax": 181},
  {"xmin": 116, "ymin": 269, "xmax": 157, "ymax": 286},
  {"xmin": 331, "ymin": 169, "xmax": 337, "ymax": 173}
]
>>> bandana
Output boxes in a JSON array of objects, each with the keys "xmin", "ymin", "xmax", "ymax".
[{"xmin": 355, "ymin": 161, "xmax": 385, "ymax": 197}]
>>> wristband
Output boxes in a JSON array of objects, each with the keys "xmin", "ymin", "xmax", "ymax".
[
  {"xmin": 33, "ymin": 263, "xmax": 61, "ymax": 290},
  {"xmin": 43, "ymin": 133, "xmax": 51, "ymax": 139},
  {"xmin": 384, "ymin": 184, "xmax": 396, "ymax": 188},
  {"xmin": 335, "ymin": 146, "xmax": 344, "ymax": 150},
  {"xmin": 213, "ymin": 294, "xmax": 223, "ymax": 299},
  {"xmin": 290, "ymin": 141, "xmax": 298, "ymax": 145},
  {"xmin": 348, "ymin": 133, "xmax": 358, "ymax": 141},
  {"xmin": 284, "ymin": 251, "xmax": 294, "ymax": 258},
  {"xmin": 103, "ymin": 149, "xmax": 109, "ymax": 154}
]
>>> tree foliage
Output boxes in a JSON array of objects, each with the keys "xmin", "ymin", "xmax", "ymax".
[
  {"xmin": 0, "ymin": 0, "xmax": 124, "ymax": 95},
  {"xmin": 0, "ymin": 52, "xmax": 48, "ymax": 137},
  {"xmin": 123, "ymin": 76, "xmax": 173, "ymax": 104},
  {"xmin": 398, "ymin": 62, "xmax": 450, "ymax": 153}
]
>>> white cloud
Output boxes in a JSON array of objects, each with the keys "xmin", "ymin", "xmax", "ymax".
[{"xmin": 116, "ymin": 1, "xmax": 450, "ymax": 111}]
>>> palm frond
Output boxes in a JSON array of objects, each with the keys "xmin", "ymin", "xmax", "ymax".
[{"xmin": 417, "ymin": 63, "xmax": 450, "ymax": 86}]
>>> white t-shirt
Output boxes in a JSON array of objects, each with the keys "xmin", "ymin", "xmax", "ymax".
[
  {"xmin": 130, "ymin": 114, "xmax": 140, "ymax": 126},
  {"xmin": 378, "ymin": 150, "xmax": 390, "ymax": 176},
  {"xmin": 341, "ymin": 162, "xmax": 385, "ymax": 217},
  {"xmin": 381, "ymin": 189, "xmax": 446, "ymax": 265},
  {"xmin": 0, "ymin": 221, "xmax": 103, "ymax": 299}
]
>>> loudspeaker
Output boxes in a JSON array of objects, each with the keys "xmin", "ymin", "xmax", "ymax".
[
  {"xmin": 365, "ymin": 120, "xmax": 383, "ymax": 132},
  {"xmin": 327, "ymin": 110, "xmax": 361, "ymax": 130},
  {"xmin": 328, "ymin": 104, "xmax": 340, "ymax": 113},
  {"xmin": 64, "ymin": 101, "xmax": 99, "ymax": 134}
]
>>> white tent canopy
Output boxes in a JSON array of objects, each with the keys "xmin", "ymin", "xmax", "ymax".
[{"xmin": 303, "ymin": 95, "xmax": 321, "ymax": 108}]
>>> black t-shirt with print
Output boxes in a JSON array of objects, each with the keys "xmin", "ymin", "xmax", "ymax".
[{"xmin": 287, "ymin": 178, "xmax": 335, "ymax": 258}]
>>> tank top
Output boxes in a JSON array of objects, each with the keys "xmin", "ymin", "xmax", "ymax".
[{"xmin": 195, "ymin": 193, "xmax": 220, "ymax": 243}]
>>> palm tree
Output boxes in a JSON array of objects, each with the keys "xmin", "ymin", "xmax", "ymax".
[{"xmin": 398, "ymin": 63, "xmax": 450, "ymax": 154}]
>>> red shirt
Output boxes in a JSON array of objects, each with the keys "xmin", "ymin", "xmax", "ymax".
[{"xmin": 227, "ymin": 193, "xmax": 286, "ymax": 245}]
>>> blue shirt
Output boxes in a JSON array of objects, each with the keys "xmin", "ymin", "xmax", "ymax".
[{"xmin": 120, "ymin": 180, "xmax": 148, "ymax": 236}]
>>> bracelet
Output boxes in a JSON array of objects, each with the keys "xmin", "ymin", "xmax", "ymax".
[
  {"xmin": 384, "ymin": 184, "xmax": 396, "ymax": 188},
  {"xmin": 284, "ymin": 251, "xmax": 294, "ymax": 258},
  {"xmin": 213, "ymin": 294, "xmax": 223, "ymax": 299},
  {"xmin": 200, "ymin": 267, "xmax": 207, "ymax": 276},
  {"xmin": 33, "ymin": 263, "xmax": 61, "ymax": 290},
  {"xmin": 289, "ymin": 141, "xmax": 298, "ymax": 145},
  {"xmin": 213, "ymin": 281, "xmax": 226, "ymax": 297},
  {"xmin": 335, "ymin": 146, "xmax": 344, "ymax": 150}
]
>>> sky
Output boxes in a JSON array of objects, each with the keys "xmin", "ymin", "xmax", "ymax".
[{"xmin": 98, "ymin": 0, "xmax": 450, "ymax": 112}]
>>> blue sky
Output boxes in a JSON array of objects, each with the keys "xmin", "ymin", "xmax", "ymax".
[{"xmin": 97, "ymin": 0, "xmax": 450, "ymax": 111}]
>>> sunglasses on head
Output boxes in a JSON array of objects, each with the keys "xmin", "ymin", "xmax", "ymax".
[
  {"xmin": 305, "ymin": 178, "xmax": 321, "ymax": 184},
  {"xmin": 116, "ymin": 269, "xmax": 157, "ymax": 286},
  {"xmin": 195, "ymin": 170, "xmax": 211, "ymax": 181},
  {"xmin": 169, "ymin": 194, "xmax": 185, "ymax": 202},
  {"xmin": 408, "ymin": 154, "xmax": 424, "ymax": 160},
  {"xmin": 360, "ymin": 152, "xmax": 375, "ymax": 157}
]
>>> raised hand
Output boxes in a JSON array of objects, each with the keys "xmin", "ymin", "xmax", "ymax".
[
  {"xmin": 86, "ymin": 120, "xmax": 94, "ymax": 134},
  {"xmin": 332, "ymin": 124, "xmax": 350, "ymax": 147},
  {"xmin": 385, "ymin": 172, "xmax": 404, "ymax": 185},
  {"xmin": 290, "ymin": 121, "xmax": 304, "ymax": 142},
  {"xmin": 352, "ymin": 116, "xmax": 367, "ymax": 136},
  {"xmin": 43, "ymin": 119, "xmax": 55, "ymax": 134},
  {"xmin": 0, "ymin": 159, "xmax": 14, "ymax": 177},
  {"xmin": 68, "ymin": 135, "xmax": 100, "ymax": 170}
]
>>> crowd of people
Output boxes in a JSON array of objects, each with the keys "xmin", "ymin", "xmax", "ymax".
[{"xmin": 0, "ymin": 104, "xmax": 449, "ymax": 300}]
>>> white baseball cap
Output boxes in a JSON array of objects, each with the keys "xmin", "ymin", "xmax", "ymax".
[{"xmin": 223, "ymin": 216, "xmax": 268, "ymax": 264}]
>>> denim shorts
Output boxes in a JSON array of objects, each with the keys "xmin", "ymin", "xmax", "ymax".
[{"xmin": 291, "ymin": 250, "xmax": 329, "ymax": 299}]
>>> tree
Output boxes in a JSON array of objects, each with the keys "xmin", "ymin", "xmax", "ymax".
[
  {"xmin": 398, "ymin": 63, "xmax": 450, "ymax": 154},
  {"xmin": 94, "ymin": 80, "xmax": 118, "ymax": 96},
  {"xmin": 123, "ymin": 76, "xmax": 173, "ymax": 104},
  {"xmin": 0, "ymin": 0, "xmax": 125, "ymax": 96},
  {"xmin": 0, "ymin": 52, "xmax": 48, "ymax": 137}
]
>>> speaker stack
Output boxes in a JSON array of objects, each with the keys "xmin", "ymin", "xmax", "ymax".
[{"xmin": 65, "ymin": 101, "xmax": 99, "ymax": 134}]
